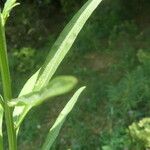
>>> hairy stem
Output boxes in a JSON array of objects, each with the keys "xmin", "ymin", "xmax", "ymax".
[{"xmin": 0, "ymin": 13, "xmax": 17, "ymax": 150}]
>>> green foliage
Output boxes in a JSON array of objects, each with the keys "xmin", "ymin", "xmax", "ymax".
[
  {"xmin": 60, "ymin": 0, "xmax": 86, "ymax": 13},
  {"xmin": 33, "ymin": 0, "xmax": 86, "ymax": 13},
  {"xmin": 101, "ymin": 128, "xmax": 131, "ymax": 150},
  {"xmin": 137, "ymin": 49, "xmax": 150, "ymax": 73},
  {"xmin": 107, "ymin": 66, "xmax": 148, "ymax": 120},
  {"xmin": 12, "ymin": 47, "xmax": 35, "ymax": 73},
  {"xmin": 104, "ymin": 49, "xmax": 150, "ymax": 149},
  {"xmin": 95, "ymin": 0, "xmax": 122, "ymax": 38},
  {"xmin": 129, "ymin": 118, "xmax": 150, "ymax": 148},
  {"xmin": 109, "ymin": 21, "xmax": 138, "ymax": 43},
  {"xmin": 108, "ymin": 21, "xmax": 139, "ymax": 70},
  {"xmin": 43, "ymin": 0, "xmax": 52, "ymax": 5}
]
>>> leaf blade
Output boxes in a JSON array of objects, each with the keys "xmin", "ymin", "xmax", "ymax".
[
  {"xmin": 34, "ymin": 0, "xmax": 102, "ymax": 91},
  {"xmin": 12, "ymin": 76, "xmax": 77, "ymax": 106},
  {"xmin": 41, "ymin": 87, "xmax": 85, "ymax": 150}
]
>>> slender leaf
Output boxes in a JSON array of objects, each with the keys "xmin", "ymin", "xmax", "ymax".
[
  {"xmin": 13, "ymin": 76, "xmax": 77, "ymax": 128},
  {"xmin": 42, "ymin": 87, "xmax": 85, "ymax": 150},
  {"xmin": 2, "ymin": 0, "xmax": 19, "ymax": 23},
  {"xmin": 34, "ymin": 0, "xmax": 102, "ymax": 91},
  {"xmin": 18, "ymin": 0, "xmax": 102, "ymax": 98}
]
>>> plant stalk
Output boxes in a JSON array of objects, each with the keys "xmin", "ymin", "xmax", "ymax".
[{"xmin": 0, "ymin": 13, "xmax": 17, "ymax": 150}]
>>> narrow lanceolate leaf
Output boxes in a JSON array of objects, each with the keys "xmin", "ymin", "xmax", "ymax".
[
  {"xmin": 42, "ymin": 87, "xmax": 85, "ymax": 150},
  {"xmin": 33, "ymin": 0, "xmax": 102, "ymax": 91},
  {"xmin": 18, "ymin": 0, "xmax": 102, "ymax": 98},
  {"xmin": 2, "ymin": 0, "xmax": 20, "ymax": 23},
  {"xmin": 13, "ymin": 76, "xmax": 77, "ymax": 128}
]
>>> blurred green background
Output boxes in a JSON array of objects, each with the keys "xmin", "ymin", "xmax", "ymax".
[{"xmin": 1, "ymin": 0, "xmax": 150, "ymax": 149}]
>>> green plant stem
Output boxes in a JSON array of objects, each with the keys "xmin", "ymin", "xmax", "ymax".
[
  {"xmin": 0, "ymin": 140, "xmax": 2, "ymax": 150},
  {"xmin": 0, "ymin": 14, "xmax": 17, "ymax": 150}
]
